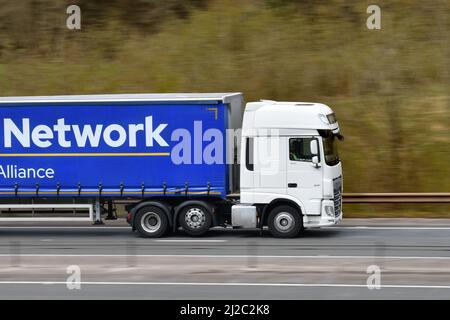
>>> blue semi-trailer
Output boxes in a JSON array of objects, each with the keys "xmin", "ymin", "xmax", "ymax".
[{"xmin": 0, "ymin": 93, "xmax": 343, "ymax": 238}]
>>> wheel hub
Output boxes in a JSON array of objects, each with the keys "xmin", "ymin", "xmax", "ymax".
[
  {"xmin": 274, "ymin": 212, "xmax": 295, "ymax": 232},
  {"xmin": 142, "ymin": 212, "xmax": 161, "ymax": 233},
  {"xmin": 185, "ymin": 208, "xmax": 206, "ymax": 229}
]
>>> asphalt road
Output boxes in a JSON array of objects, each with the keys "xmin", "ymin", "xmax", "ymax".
[{"xmin": 0, "ymin": 218, "xmax": 449, "ymax": 299}]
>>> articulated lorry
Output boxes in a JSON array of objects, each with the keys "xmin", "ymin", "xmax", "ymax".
[{"xmin": 0, "ymin": 93, "xmax": 343, "ymax": 238}]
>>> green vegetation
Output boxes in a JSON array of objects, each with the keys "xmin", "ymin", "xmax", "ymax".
[{"xmin": 0, "ymin": 0, "xmax": 448, "ymax": 216}]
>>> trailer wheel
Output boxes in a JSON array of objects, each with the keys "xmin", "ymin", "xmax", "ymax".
[
  {"xmin": 267, "ymin": 205, "xmax": 302, "ymax": 238},
  {"xmin": 178, "ymin": 205, "xmax": 212, "ymax": 236},
  {"xmin": 135, "ymin": 206, "xmax": 168, "ymax": 238}
]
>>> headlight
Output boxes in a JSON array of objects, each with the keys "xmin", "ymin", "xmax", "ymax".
[{"xmin": 325, "ymin": 205, "xmax": 335, "ymax": 217}]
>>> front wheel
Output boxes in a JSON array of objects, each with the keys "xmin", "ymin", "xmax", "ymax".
[
  {"xmin": 135, "ymin": 206, "xmax": 169, "ymax": 238},
  {"xmin": 267, "ymin": 205, "xmax": 302, "ymax": 238}
]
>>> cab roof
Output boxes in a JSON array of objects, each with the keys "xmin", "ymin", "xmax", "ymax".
[{"xmin": 244, "ymin": 100, "xmax": 339, "ymax": 132}]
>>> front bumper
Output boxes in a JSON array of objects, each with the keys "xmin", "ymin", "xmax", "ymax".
[{"xmin": 303, "ymin": 210, "xmax": 343, "ymax": 228}]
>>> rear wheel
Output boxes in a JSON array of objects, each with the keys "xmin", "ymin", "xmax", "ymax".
[
  {"xmin": 135, "ymin": 206, "xmax": 168, "ymax": 238},
  {"xmin": 267, "ymin": 205, "xmax": 302, "ymax": 238},
  {"xmin": 178, "ymin": 205, "xmax": 212, "ymax": 236}
]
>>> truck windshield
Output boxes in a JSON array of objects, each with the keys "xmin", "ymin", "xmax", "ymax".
[{"xmin": 319, "ymin": 130, "xmax": 340, "ymax": 166}]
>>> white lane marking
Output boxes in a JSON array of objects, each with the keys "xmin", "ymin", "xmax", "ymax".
[
  {"xmin": 0, "ymin": 254, "xmax": 449, "ymax": 259},
  {"xmin": 0, "ymin": 281, "xmax": 450, "ymax": 289},
  {"xmin": 154, "ymin": 240, "xmax": 227, "ymax": 243},
  {"xmin": 328, "ymin": 226, "xmax": 450, "ymax": 230}
]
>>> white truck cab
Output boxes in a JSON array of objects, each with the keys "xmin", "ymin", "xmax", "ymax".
[{"xmin": 233, "ymin": 100, "xmax": 343, "ymax": 237}]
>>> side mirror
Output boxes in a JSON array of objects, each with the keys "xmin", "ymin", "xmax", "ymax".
[
  {"xmin": 310, "ymin": 140, "xmax": 318, "ymax": 155},
  {"xmin": 312, "ymin": 156, "xmax": 319, "ymax": 167}
]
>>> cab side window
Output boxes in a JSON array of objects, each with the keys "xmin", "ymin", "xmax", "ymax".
[{"xmin": 289, "ymin": 138, "xmax": 314, "ymax": 162}]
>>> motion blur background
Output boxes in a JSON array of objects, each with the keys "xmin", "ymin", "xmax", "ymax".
[{"xmin": 0, "ymin": 0, "xmax": 448, "ymax": 217}]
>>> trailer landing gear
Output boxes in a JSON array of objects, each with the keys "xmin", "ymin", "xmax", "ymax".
[{"xmin": 93, "ymin": 199, "xmax": 104, "ymax": 225}]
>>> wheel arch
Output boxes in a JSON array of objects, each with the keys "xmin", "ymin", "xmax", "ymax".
[{"xmin": 260, "ymin": 198, "xmax": 303, "ymax": 228}]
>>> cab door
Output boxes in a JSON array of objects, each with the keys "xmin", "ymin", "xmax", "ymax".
[{"xmin": 286, "ymin": 137, "xmax": 323, "ymax": 215}]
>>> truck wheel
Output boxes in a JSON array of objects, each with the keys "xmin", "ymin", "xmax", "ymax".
[
  {"xmin": 135, "ymin": 206, "xmax": 169, "ymax": 238},
  {"xmin": 267, "ymin": 205, "xmax": 302, "ymax": 238},
  {"xmin": 178, "ymin": 205, "xmax": 212, "ymax": 236}
]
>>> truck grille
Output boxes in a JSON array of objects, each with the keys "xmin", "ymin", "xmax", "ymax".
[{"xmin": 333, "ymin": 176, "xmax": 342, "ymax": 217}]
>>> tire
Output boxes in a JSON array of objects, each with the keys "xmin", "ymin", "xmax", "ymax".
[
  {"xmin": 134, "ymin": 206, "xmax": 169, "ymax": 238},
  {"xmin": 178, "ymin": 204, "xmax": 212, "ymax": 236},
  {"xmin": 267, "ymin": 205, "xmax": 302, "ymax": 238}
]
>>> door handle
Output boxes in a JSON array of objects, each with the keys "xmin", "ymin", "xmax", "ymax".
[{"xmin": 288, "ymin": 183, "xmax": 297, "ymax": 188}]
